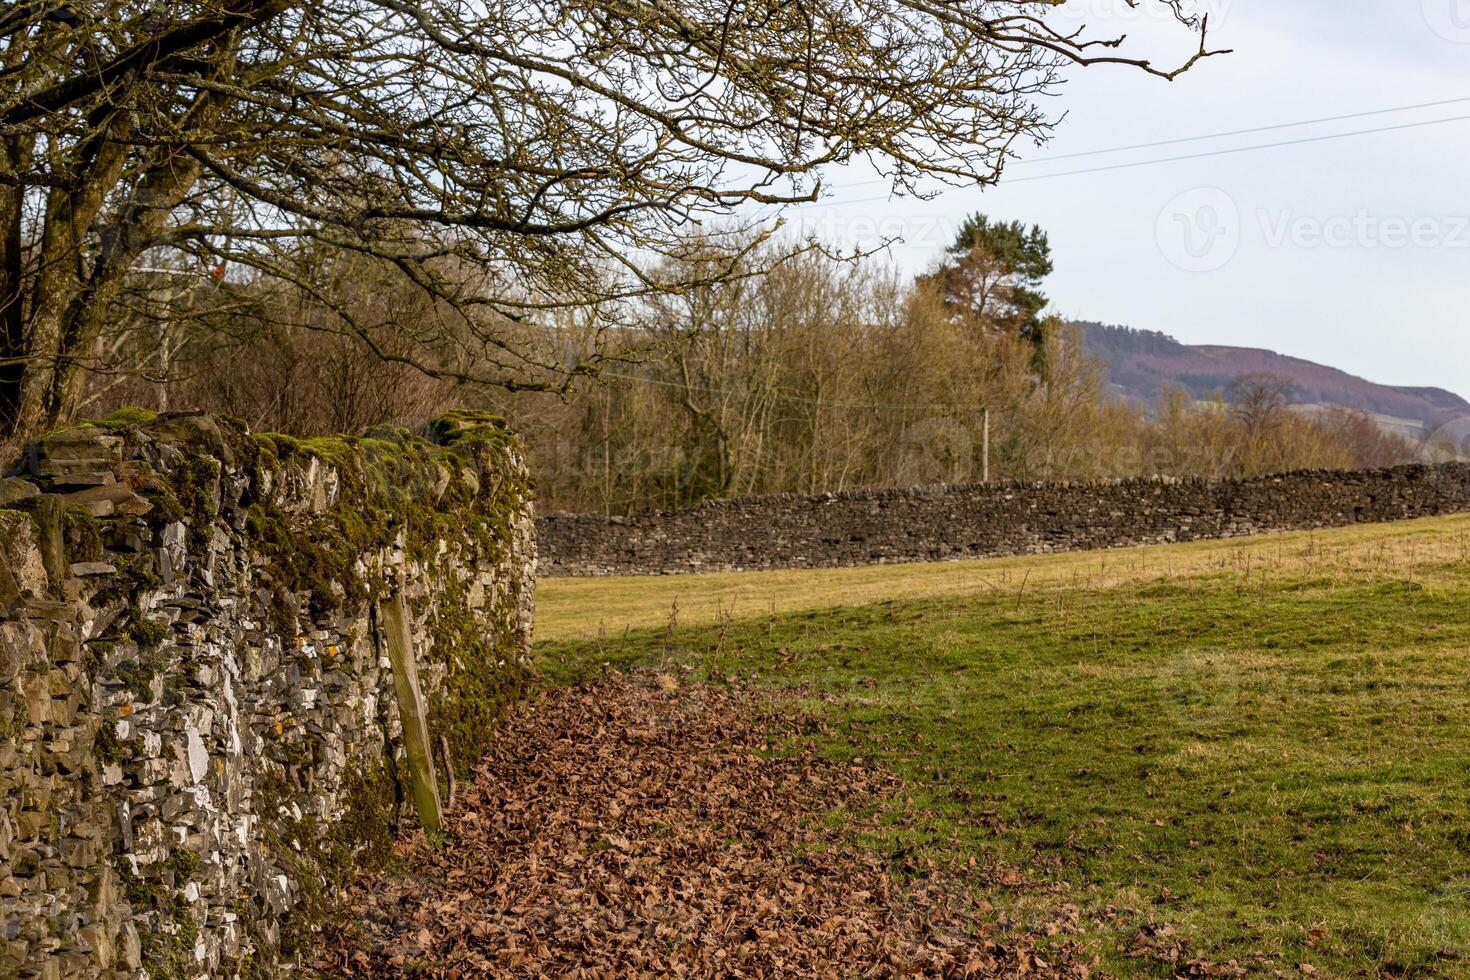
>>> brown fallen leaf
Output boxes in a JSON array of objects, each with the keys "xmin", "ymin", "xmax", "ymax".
[{"xmin": 317, "ymin": 670, "xmax": 1094, "ymax": 979}]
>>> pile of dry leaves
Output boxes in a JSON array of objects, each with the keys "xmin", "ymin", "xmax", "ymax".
[{"xmin": 317, "ymin": 669, "xmax": 1097, "ymax": 977}]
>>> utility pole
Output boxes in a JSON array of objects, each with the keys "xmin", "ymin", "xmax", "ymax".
[{"xmin": 978, "ymin": 407, "xmax": 991, "ymax": 484}]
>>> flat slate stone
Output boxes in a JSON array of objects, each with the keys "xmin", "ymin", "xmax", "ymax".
[
  {"xmin": 60, "ymin": 483, "xmax": 152, "ymax": 518},
  {"xmin": 0, "ymin": 478, "xmax": 39, "ymax": 508}
]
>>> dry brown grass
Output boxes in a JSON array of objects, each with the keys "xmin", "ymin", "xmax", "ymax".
[{"xmin": 535, "ymin": 513, "xmax": 1470, "ymax": 643}]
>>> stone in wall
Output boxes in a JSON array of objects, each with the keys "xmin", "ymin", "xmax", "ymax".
[
  {"xmin": 536, "ymin": 464, "xmax": 1470, "ymax": 576},
  {"xmin": 0, "ymin": 409, "xmax": 536, "ymax": 978}
]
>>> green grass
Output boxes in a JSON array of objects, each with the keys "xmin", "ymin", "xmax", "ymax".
[{"xmin": 534, "ymin": 514, "xmax": 1470, "ymax": 976}]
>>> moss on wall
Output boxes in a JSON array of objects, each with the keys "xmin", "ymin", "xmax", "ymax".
[{"xmin": 425, "ymin": 570, "xmax": 532, "ymax": 775}]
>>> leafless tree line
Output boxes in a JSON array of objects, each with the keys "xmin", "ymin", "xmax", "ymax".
[
  {"xmin": 74, "ymin": 241, "xmax": 1438, "ymax": 515},
  {"xmin": 499, "ymin": 255, "xmax": 1431, "ymax": 514}
]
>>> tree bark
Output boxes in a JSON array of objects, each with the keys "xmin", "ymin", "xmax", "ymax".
[
  {"xmin": 0, "ymin": 162, "xmax": 25, "ymax": 433},
  {"xmin": 0, "ymin": 72, "xmax": 225, "ymax": 436}
]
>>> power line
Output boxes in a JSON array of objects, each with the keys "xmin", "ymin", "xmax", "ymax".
[
  {"xmin": 1006, "ymin": 112, "xmax": 1470, "ymax": 183},
  {"xmin": 807, "ymin": 111, "xmax": 1470, "ymax": 208},
  {"xmin": 834, "ymin": 95, "xmax": 1470, "ymax": 195},
  {"xmin": 1014, "ymin": 95, "xmax": 1470, "ymax": 164}
]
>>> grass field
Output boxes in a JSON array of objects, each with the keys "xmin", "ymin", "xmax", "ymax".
[{"xmin": 534, "ymin": 515, "xmax": 1470, "ymax": 976}]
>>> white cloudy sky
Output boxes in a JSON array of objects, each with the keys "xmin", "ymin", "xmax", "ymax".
[{"xmin": 790, "ymin": 1, "xmax": 1470, "ymax": 399}]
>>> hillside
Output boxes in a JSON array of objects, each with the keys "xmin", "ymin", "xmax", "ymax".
[{"xmin": 1076, "ymin": 321, "xmax": 1470, "ymax": 442}]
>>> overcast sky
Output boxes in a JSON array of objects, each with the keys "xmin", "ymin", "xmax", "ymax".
[{"xmin": 792, "ymin": 1, "xmax": 1470, "ymax": 399}]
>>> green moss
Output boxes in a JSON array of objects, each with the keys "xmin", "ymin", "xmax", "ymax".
[
  {"xmin": 151, "ymin": 454, "xmax": 224, "ymax": 550},
  {"xmin": 116, "ymin": 848, "xmax": 206, "ymax": 980},
  {"xmin": 140, "ymin": 485, "xmax": 187, "ymax": 526},
  {"xmin": 428, "ymin": 410, "xmax": 513, "ymax": 451},
  {"xmin": 361, "ymin": 424, "xmax": 413, "ymax": 443},
  {"xmin": 114, "ymin": 653, "xmax": 163, "ymax": 702},
  {"xmin": 62, "ymin": 505, "xmax": 105, "ymax": 562},
  {"xmin": 91, "ymin": 554, "xmax": 160, "ymax": 609},
  {"xmin": 127, "ymin": 612, "xmax": 167, "ymax": 651},
  {"xmin": 244, "ymin": 503, "xmax": 268, "ymax": 538},
  {"xmin": 297, "ymin": 436, "xmax": 357, "ymax": 468},
  {"xmin": 117, "ymin": 859, "xmax": 163, "ymax": 908},
  {"xmin": 256, "ymin": 432, "xmax": 300, "ymax": 459},
  {"xmin": 91, "ymin": 406, "xmax": 159, "ymax": 430},
  {"xmin": 425, "ymin": 573, "xmax": 531, "ymax": 774},
  {"xmin": 93, "ymin": 722, "xmax": 122, "ymax": 763},
  {"xmin": 166, "ymin": 847, "xmax": 200, "ymax": 882},
  {"xmin": 264, "ymin": 762, "xmax": 400, "ymax": 966},
  {"xmin": 171, "ymin": 920, "xmax": 199, "ymax": 956}
]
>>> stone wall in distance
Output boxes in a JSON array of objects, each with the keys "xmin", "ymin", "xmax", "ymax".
[{"xmin": 537, "ymin": 463, "xmax": 1470, "ymax": 576}]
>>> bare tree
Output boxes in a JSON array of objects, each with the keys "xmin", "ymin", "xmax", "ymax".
[
  {"xmin": 1228, "ymin": 374, "xmax": 1293, "ymax": 434},
  {"xmin": 1313, "ymin": 406, "xmax": 1420, "ymax": 469},
  {"xmin": 0, "ymin": 0, "xmax": 1221, "ymax": 438}
]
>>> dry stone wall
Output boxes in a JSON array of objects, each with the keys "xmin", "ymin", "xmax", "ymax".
[
  {"xmin": 538, "ymin": 463, "xmax": 1470, "ymax": 576},
  {"xmin": 0, "ymin": 411, "xmax": 535, "ymax": 978}
]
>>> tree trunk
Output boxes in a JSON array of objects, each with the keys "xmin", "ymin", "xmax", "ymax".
[
  {"xmin": 2, "ymin": 86, "xmax": 221, "ymax": 435},
  {"xmin": 0, "ymin": 127, "xmax": 37, "ymax": 437},
  {"xmin": 12, "ymin": 189, "xmax": 79, "ymax": 436},
  {"xmin": 0, "ymin": 181, "xmax": 24, "ymax": 435},
  {"xmin": 3, "ymin": 124, "xmax": 134, "ymax": 438}
]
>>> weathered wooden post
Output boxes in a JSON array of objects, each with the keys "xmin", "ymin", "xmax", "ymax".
[
  {"xmin": 981, "ymin": 407, "xmax": 991, "ymax": 485},
  {"xmin": 380, "ymin": 590, "xmax": 443, "ymax": 833}
]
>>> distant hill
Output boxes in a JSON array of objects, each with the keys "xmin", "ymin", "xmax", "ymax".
[{"xmin": 1074, "ymin": 321, "xmax": 1470, "ymax": 445}]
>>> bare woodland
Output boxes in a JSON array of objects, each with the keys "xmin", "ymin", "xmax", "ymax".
[
  {"xmin": 77, "ymin": 238, "xmax": 1429, "ymax": 515},
  {"xmin": 503, "ymin": 257, "xmax": 1429, "ymax": 514}
]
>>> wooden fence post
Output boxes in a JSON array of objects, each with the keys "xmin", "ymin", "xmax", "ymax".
[
  {"xmin": 380, "ymin": 590, "xmax": 442, "ymax": 833},
  {"xmin": 982, "ymin": 408, "xmax": 991, "ymax": 485}
]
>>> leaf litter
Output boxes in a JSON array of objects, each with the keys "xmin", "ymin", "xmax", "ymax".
[{"xmin": 318, "ymin": 668, "xmax": 1101, "ymax": 978}]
